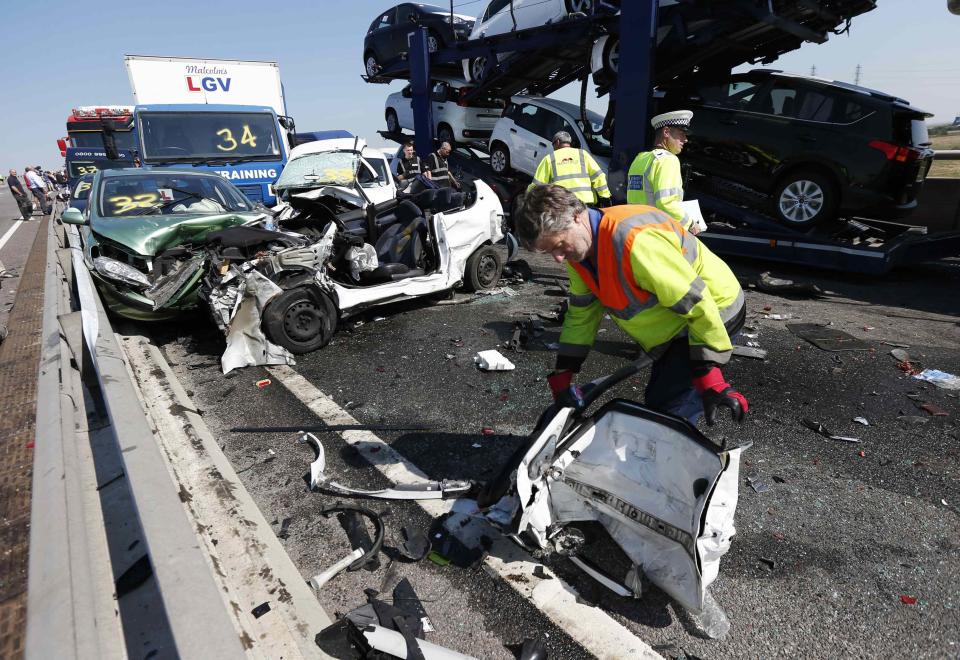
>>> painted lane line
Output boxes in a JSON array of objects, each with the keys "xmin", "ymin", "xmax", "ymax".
[
  {"xmin": 266, "ymin": 364, "xmax": 661, "ymax": 660},
  {"xmin": 0, "ymin": 220, "xmax": 24, "ymax": 252}
]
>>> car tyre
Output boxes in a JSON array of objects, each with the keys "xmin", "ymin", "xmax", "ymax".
[
  {"xmin": 565, "ymin": 0, "xmax": 593, "ymax": 13},
  {"xmin": 427, "ymin": 32, "xmax": 441, "ymax": 53},
  {"xmin": 772, "ymin": 170, "xmax": 838, "ymax": 229},
  {"xmin": 470, "ymin": 56, "xmax": 489, "ymax": 83},
  {"xmin": 386, "ymin": 109, "xmax": 399, "ymax": 133},
  {"xmin": 364, "ymin": 51, "xmax": 380, "ymax": 78},
  {"xmin": 437, "ymin": 123, "xmax": 455, "ymax": 145},
  {"xmin": 490, "ymin": 142, "xmax": 510, "ymax": 174},
  {"xmin": 463, "ymin": 245, "xmax": 502, "ymax": 291},
  {"xmin": 262, "ymin": 287, "xmax": 337, "ymax": 354}
]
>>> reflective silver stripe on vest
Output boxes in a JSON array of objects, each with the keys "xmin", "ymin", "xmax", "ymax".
[
  {"xmin": 689, "ymin": 345, "xmax": 732, "ymax": 364},
  {"xmin": 653, "ymin": 186, "xmax": 682, "ymax": 201},
  {"xmin": 668, "ymin": 276, "xmax": 706, "ymax": 314},
  {"xmin": 428, "ymin": 153, "xmax": 449, "ymax": 184},
  {"xmin": 569, "ymin": 292, "xmax": 598, "ymax": 307}
]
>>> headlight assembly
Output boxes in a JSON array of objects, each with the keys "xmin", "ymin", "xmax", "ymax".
[{"xmin": 93, "ymin": 256, "xmax": 150, "ymax": 289}]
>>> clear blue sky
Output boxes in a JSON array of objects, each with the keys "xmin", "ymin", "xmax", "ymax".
[{"xmin": 1, "ymin": 0, "xmax": 957, "ymax": 171}]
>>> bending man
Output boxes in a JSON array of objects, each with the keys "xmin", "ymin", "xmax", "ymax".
[{"xmin": 516, "ymin": 184, "xmax": 748, "ymax": 425}]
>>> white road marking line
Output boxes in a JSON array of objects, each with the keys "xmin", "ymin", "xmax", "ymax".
[
  {"xmin": 0, "ymin": 220, "xmax": 24, "ymax": 252},
  {"xmin": 266, "ymin": 364, "xmax": 662, "ymax": 660}
]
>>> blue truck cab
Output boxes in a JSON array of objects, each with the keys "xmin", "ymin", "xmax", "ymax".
[{"xmin": 133, "ymin": 103, "xmax": 289, "ymax": 205}]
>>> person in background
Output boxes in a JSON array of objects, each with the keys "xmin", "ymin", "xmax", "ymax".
[
  {"xmin": 7, "ymin": 169, "xmax": 34, "ymax": 220},
  {"xmin": 24, "ymin": 167, "xmax": 51, "ymax": 215},
  {"xmin": 528, "ymin": 131, "xmax": 610, "ymax": 207},
  {"xmin": 424, "ymin": 141, "xmax": 460, "ymax": 190}
]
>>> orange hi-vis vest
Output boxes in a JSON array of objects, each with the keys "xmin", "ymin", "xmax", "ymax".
[{"xmin": 558, "ymin": 205, "xmax": 743, "ymax": 365}]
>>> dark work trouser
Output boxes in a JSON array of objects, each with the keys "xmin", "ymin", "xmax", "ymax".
[{"xmin": 29, "ymin": 188, "xmax": 50, "ymax": 215}]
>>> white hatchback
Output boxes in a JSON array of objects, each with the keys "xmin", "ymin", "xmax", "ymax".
[
  {"xmin": 487, "ymin": 96, "xmax": 611, "ymax": 177},
  {"xmin": 384, "ymin": 78, "xmax": 505, "ymax": 145}
]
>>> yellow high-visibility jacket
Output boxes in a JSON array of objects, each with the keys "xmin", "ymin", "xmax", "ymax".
[
  {"xmin": 626, "ymin": 148, "xmax": 692, "ymax": 230},
  {"xmin": 558, "ymin": 206, "xmax": 743, "ymax": 370},
  {"xmin": 528, "ymin": 146, "xmax": 611, "ymax": 204}
]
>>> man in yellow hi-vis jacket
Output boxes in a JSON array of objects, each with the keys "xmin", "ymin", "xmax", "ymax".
[
  {"xmin": 528, "ymin": 131, "xmax": 611, "ymax": 206},
  {"xmin": 515, "ymin": 184, "xmax": 748, "ymax": 425},
  {"xmin": 627, "ymin": 110, "xmax": 700, "ymax": 234}
]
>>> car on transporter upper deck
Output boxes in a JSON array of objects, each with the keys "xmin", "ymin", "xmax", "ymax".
[
  {"xmin": 658, "ymin": 69, "xmax": 935, "ymax": 228},
  {"xmin": 363, "ymin": 3, "xmax": 475, "ymax": 78}
]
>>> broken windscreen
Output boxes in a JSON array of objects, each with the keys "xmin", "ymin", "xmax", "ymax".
[{"xmin": 275, "ymin": 151, "xmax": 361, "ymax": 190}]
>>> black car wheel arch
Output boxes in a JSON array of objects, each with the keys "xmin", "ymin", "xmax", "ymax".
[
  {"xmin": 437, "ymin": 123, "xmax": 455, "ymax": 145},
  {"xmin": 772, "ymin": 168, "xmax": 840, "ymax": 229},
  {"xmin": 263, "ymin": 286, "xmax": 337, "ymax": 354},
  {"xmin": 386, "ymin": 109, "xmax": 399, "ymax": 133},
  {"xmin": 463, "ymin": 245, "xmax": 503, "ymax": 291}
]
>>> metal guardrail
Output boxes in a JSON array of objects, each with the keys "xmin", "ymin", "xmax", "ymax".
[{"xmin": 26, "ymin": 211, "xmax": 245, "ymax": 658}]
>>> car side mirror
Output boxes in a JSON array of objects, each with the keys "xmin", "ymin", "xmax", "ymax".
[{"xmin": 61, "ymin": 207, "xmax": 87, "ymax": 225}]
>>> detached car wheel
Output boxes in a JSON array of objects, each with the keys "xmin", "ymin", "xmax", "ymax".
[
  {"xmin": 464, "ymin": 245, "xmax": 503, "ymax": 291},
  {"xmin": 490, "ymin": 143, "xmax": 510, "ymax": 174},
  {"xmin": 772, "ymin": 171, "xmax": 838, "ymax": 229},
  {"xmin": 263, "ymin": 287, "xmax": 336, "ymax": 354}
]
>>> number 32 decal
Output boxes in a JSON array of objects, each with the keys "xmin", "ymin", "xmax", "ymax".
[
  {"xmin": 109, "ymin": 193, "xmax": 158, "ymax": 214},
  {"xmin": 216, "ymin": 125, "xmax": 258, "ymax": 152}
]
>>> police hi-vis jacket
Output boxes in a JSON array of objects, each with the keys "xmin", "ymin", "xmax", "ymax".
[
  {"xmin": 626, "ymin": 148, "xmax": 692, "ymax": 230},
  {"xmin": 529, "ymin": 147, "xmax": 611, "ymax": 204},
  {"xmin": 558, "ymin": 206, "xmax": 743, "ymax": 371}
]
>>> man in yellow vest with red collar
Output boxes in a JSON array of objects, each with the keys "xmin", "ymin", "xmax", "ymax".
[{"xmin": 515, "ymin": 184, "xmax": 748, "ymax": 425}]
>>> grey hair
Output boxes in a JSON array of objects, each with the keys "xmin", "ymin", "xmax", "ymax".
[
  {"xmin": 514, "ymin": 184, "xmax": 586, "ymax": 249},
  {"xmin": 552, "ymin": 130, "xmax": 572, "ymax": 145}
]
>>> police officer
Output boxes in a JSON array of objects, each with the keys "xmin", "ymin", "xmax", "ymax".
[
  {"xmin": 529, "ymin": 131, "xmax": 610, "ymax": 206},
  {"xmin": 396, "ymin": 140, "xmax": 427, "ymax": 184},
  {"xmin": 627, "ymin": 110, "xmax": 698, "ymax": 233},
  {"xmin": 424, "ymin": 141, "xmax": 460, "ymax": 190},
  {"xmin": 515, "ymin": 184, "xmax": 748, "ymax": 426}
]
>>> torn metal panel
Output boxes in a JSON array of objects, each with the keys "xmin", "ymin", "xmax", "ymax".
[
  {"xmin": 299, "ymin": 433, "xmax": 472, "ymax": 500},
  {"xmin": 495, "ymin": 400, "xmax": 746, "ymax": 614},
  {"xmin": 220, "ymin": 271, "xmax": 295, "ymax": 373}
]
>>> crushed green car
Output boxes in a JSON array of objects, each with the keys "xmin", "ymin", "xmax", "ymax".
[{"xmin": 61, "ymin": 168, "xmax": 266, "ymax": 321}]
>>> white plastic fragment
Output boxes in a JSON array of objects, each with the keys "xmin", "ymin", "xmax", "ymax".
[
  {"xmin": 310, "ymin": 548, "xmax": 364, "ymax": 591},
  {"xmin": 853, "ymin": 417, "xmax": 869, "ymax": 426},
  {"xmin": 474, "ymin": 350, "xmax": 515, "ymax": 371},
  {"xmin": 913, "ymin": 369, "xmax": 960, "ymax": 390}
]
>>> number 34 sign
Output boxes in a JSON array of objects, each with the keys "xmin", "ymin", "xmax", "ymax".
[{"xmin": 216, "ymin": 125, "xmax": 257, "ymax": 152}]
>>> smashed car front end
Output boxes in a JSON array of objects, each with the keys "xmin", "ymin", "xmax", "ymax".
[{"xmin": 85, "ymin": 212, "xmax": 263, "ymax": 321}]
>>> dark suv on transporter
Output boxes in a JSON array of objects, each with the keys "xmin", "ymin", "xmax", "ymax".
[{"xmin": 659, "ymin": 70, "xmax": 934, "ymax": 228}]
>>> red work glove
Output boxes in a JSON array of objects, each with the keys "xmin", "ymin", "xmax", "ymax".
[
  {"xmin": 547, "ymin": 371, "xmax": 574, "ymax": 400},
  {"xmin": 692, "ymin": 367, "xmax": 748, "ymax": 425}
]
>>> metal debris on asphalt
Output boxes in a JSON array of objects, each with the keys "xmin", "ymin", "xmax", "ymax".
[
  {"xmin": 755, "ymin": 271, "xmax": 823, "ymax": 297},
  {"xmin": 801, "ymin": 418, "xmax": 862, "ymax": 443},
  {"xmin": 788, "ymin": 324, "xmax": 871, "ymax": 351},
  {"xmin": 746, "ymin": 474, "xmax": 771, "ymax": 493}
]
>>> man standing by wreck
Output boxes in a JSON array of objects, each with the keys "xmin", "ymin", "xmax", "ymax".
[{"xmin": 515, "ymin": 184, "xmax": 748, "ymax": 425}]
